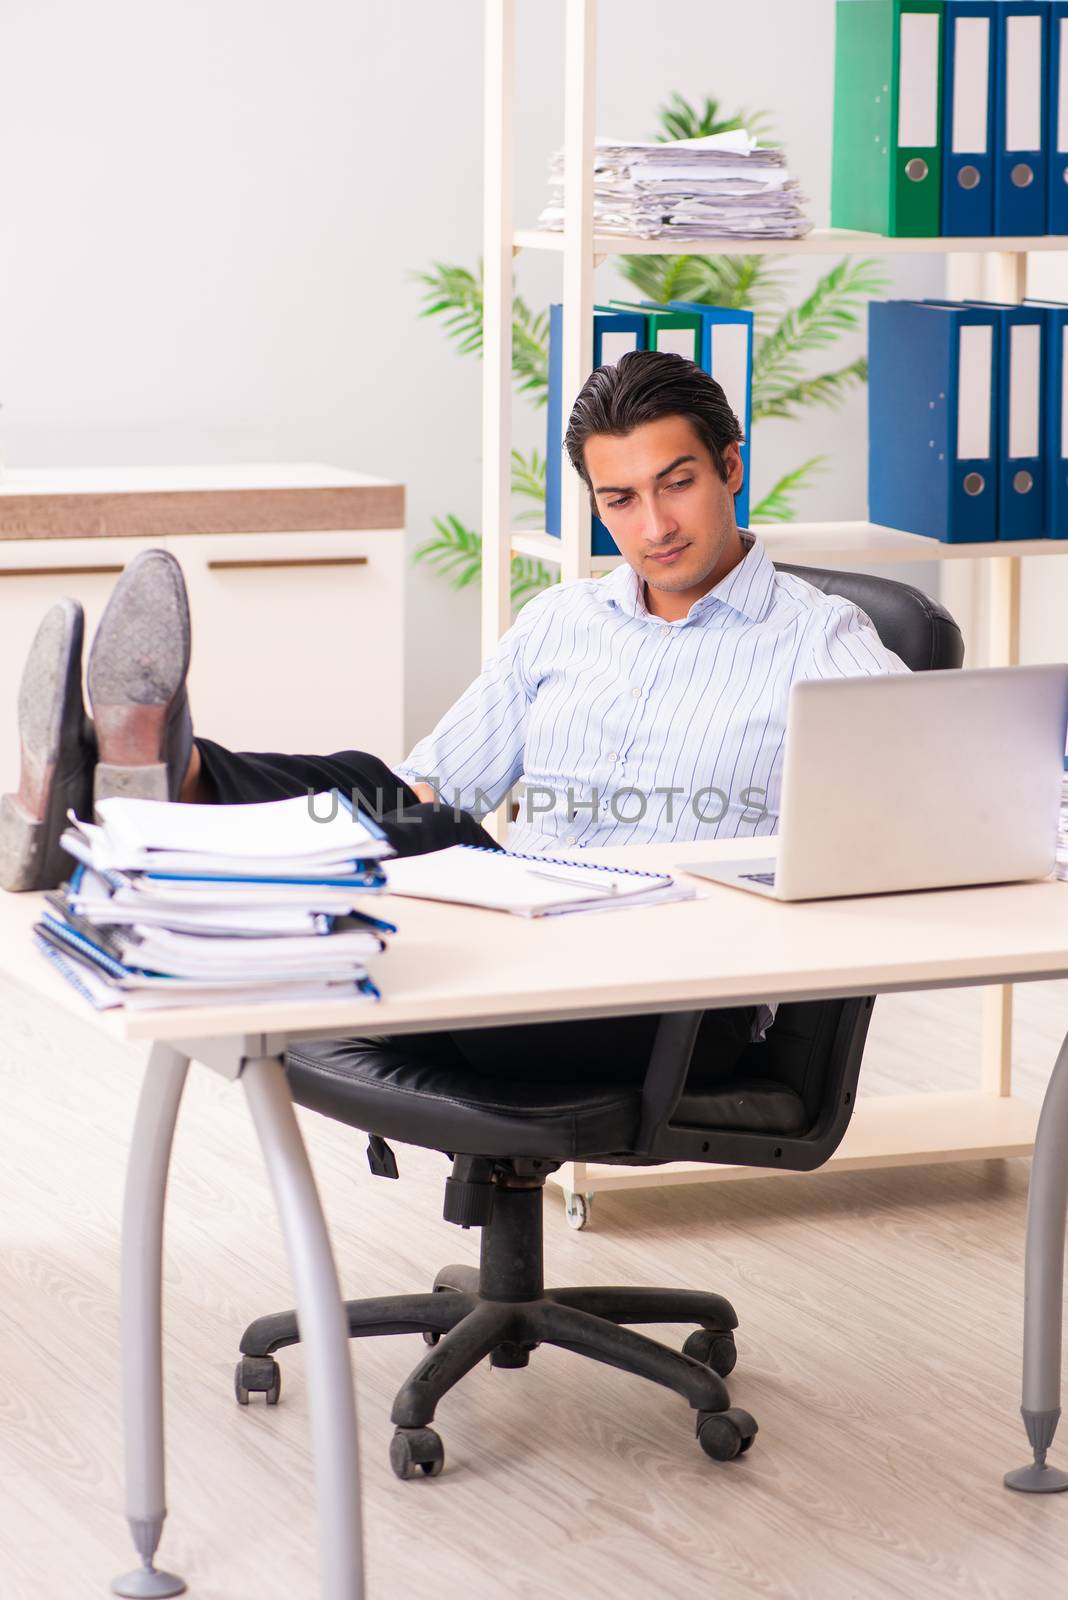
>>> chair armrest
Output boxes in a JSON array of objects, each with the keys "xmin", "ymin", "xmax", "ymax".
[{"xmin": 633, "ymin": 1010, "xmax": 705, "ymax": 1154}]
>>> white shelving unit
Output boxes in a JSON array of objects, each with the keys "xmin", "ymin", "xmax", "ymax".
[{"xmin": 481, "ymin": 0, "xmax": 1068, "ymax": 1215}]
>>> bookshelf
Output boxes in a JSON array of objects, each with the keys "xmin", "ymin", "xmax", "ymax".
[{"xmin": 482, "ymin": 0, "xmax": 1067, "ymax": 1224}]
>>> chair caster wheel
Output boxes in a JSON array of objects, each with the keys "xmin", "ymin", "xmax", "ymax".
[
  {"xmin": 696, "ymin": 1406, "xmax": 757, "ymax": 1462},
  {"xmin": 491, "ymin": 1341, "xmax": 532, "ymax": 1368},
  {"xmin": 234, "ymin": 1355, "xmax": 281, "ymax": 1407},
  {"xmin": 683, "ymin": 1327, "xmax": 738, "ymax": 1378},
  {"xmin": 390, "ymin": 1426, "xmax": 445, "ymax": 1479},
  {"xmin": 564, "ymin": 1191, "xmax": 593, "ymax": 1230}
]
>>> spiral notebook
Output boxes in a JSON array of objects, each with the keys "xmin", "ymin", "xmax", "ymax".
[{"xmin": 382, "ymin": 844, "xmax": 694, "ymax": 917}]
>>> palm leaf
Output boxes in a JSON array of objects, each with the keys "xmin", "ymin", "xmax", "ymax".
[
  {"xmin": 411, "ymin": 262, "xmax": 484, "ymax": 355},
  {"xmin": 511, "ymin": 448, "xmax": 547, "ymax": 524},
  {"xmin": 510, "ymin": 557, "xmax": 558, "ymax": 605},
  {"xmin": 414, "ymin": 511, "xmax": 557, "ymax": 605},
  {"xmin": 753, "ymin": 356, "xmax": 869, "ymax": 423},
  {"xmin": 512, "ymin": 300, "xmax": 550, "ymax": 403},
  {"xmin": 410, "ymin": 261, "xmax": 550, "ymax": 403},
  {"xmin": 654, "ymin": 91, "xmax": 775, "ymax": 144},
  {"xmin": 749, "ymin": 457, "xmax": 826, "ymax": 524},
  {"xmin": 616, "ymin": 251, "xmax": 790, "ymax": 331},
  {"xmin": 752, "ymin": 258, "xmax": 887, "ymax": 398},
  {"xmin": 413, "ymin": 514, "xmax": 483, "ymax": 590}
]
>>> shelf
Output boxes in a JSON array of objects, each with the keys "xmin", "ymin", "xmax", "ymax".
[
  {"xmin": 490, "ymin": 1, "xmax": 1048, "ymax": 1201},
  {"xmin": 546, "ymin": 1090, "xmax": 1040, "ymax": 1194},
  {"xmin": 514, "ymin": 226, "xmax": 1068, "ymax": 259},
  {"xmin": 511, "ymin": 530, "xmax": 620, "ymax": 571},
  {"xmin": 511, "ymin": 524, "xmax": 1068, "ymax": 571}
]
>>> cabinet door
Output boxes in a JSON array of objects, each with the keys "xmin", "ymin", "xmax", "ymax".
[
  {"xmin": 0, "ymin": 529, "xmax": 406, "ymax": 800},
  {"xmin": 173, "ymin": 530, "xmax": 406, "ymax": 769}
]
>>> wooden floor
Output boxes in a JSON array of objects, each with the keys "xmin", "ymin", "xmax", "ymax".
[{"xmin": 1, "ymin": 975, "xmax": 1066, "ymax": 1600}]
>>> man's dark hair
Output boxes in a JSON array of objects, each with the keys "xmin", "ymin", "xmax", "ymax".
[{"xmin": 563, "ymin": 348, "xmax": 742, "ymax": 510}]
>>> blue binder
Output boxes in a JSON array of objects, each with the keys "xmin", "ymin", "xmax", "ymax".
[
  {"xmin": 545, "ymin": 304, "xmax": 646, "ymax": 556},
  {"xmin": 1024, "ymin": 296, "xmax": 1068, "ymax": 536},
  {"xmin": 964, "ymin": 299, "xmax": 1047, "ymax": 538},
  {"xmin": 1048, "ymin": 2, "xmax": 1068, "ymax": 230},
  {"xmin": 868, "ymin": 300, "xmax": 999, "ymax": 542},
  {"xmin": 942, "ymin": 1, "xmax": 997, "ymax": 235},
  {"xmin": 993, "ymin": 1, "xmax": 1049, "ymax": 236},
  {"xmin": 653, "ymin": 301, "xmax": 754, "ymax": 529}
]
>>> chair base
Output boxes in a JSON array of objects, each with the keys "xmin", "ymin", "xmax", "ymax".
[{"xmin": 237, "ymin": 1174, "xmax": 757, "ymax": 1473}]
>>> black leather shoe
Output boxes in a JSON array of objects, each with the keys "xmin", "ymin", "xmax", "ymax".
[
  {"xmin": 0, "ymin": 599, "xmax": 94, "ymax": 890},
  {"xmin": 87, "ymin": 548, "xmax": 193, "ymax": 806}
]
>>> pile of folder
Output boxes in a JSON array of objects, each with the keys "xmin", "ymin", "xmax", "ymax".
[
  {"xmin": 537, "ymin": 128, "xmax": 810, "ymax": 242},
  {"xmin": 34, "ymin": 794, "xmax": 395, "ymax": 1011},
  {"xmin": 833, "ymin": 0, "xmax": 1068, "ymax": 239},
  {"xmin": 1058, "ymin": 761, "xmax": 1068, "ymax": 882},
  {"xmin": 546, "ymin": 300, "xmax": 754, "ymax": 553},
  {"xmin": 868, "ymin": 296, "xmax": 1068, "ymax": 541}
]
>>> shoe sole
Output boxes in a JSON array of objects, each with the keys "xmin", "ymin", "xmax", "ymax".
[
  {"xmin": 87, "ymin": 548, "xmax": 192, "ymax": 806},
  {"xmin": 0, "ymin": 600, "xmax": 88, "ymax": 891}
]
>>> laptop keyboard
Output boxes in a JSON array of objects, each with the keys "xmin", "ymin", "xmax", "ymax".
[{"xmin": 740, "ymin": 871, "xmax": 776, "ymax": 887}]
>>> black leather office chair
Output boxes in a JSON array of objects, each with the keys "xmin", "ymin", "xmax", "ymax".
[{"xmin": 235, "ymin": 566, "xmax": 965, "ymax": 1479}]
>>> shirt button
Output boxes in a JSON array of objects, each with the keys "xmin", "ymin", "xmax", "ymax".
[
  {"xmin": 607, "ymin": 751, "xmax": 618, "ymax": 761},
  {"xmin": 565, "ymin": 835, "xmax": 577, "ymax": 845},
  {"xmin": 631, "ymin": 687, "xmax": 641, "ymax": 698}
]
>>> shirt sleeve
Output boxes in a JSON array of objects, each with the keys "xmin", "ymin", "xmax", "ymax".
[
  {"xmin": 799, "ymin": 598, "xmax": 911, "ymax": 681},
  {"xmin": 394, "ymin": 588, "xmax": 554, "ymax": 818}
]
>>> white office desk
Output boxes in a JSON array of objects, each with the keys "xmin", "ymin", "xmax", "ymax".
[{"xmin": 3, "ymin": 836, "xmax": 1068, "ymax": 1597}]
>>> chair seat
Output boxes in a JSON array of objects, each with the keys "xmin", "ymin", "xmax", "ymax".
[
  {"xmin": 284, "ymin": 1035, "xmax": 810, "ymax": 1161},
  {"xmin": 285, "ymin": 1035, "xmax": 644, "ymax": 1160}
]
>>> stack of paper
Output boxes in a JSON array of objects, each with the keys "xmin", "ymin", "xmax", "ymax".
[
  {"xmin": 537, "ymin": 129, "xmax": 811, "ymax": 241},
  {"xmin": 1057, "ymin": 764, "xmax": 1068, "ymax": 884},
  {"xmin": 35, "ymin": 794, "xmax": 395, "ymax": 1011}
]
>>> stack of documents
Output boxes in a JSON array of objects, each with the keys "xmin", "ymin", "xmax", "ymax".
[
  {"xmin": 1058, "ymin": 764, "xmax": 1068, "ymax": 884},
  {"xmin": 383, "ymin": 844, "xmax": 695, "ymax": 917},
  {"xmin": 537, "ymin": 129, "xmax": 811, "ymax": 241},
  {"xmin": 35, "ymin": 794, "xmax": 395, "ymax": 1011}
]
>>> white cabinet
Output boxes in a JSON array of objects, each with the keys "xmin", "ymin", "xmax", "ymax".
[{"xmin": 0, "ymin": 467, "xmax": 407, "ymax": 794}]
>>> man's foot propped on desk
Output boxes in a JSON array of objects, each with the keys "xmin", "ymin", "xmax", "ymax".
[
  {"xmin": 0, "ymin": 599, "xmax": 94, "ymax": 891},
  {"xmin": 87, "ymin": 547, "xmax": 194, "ymax": 807}
]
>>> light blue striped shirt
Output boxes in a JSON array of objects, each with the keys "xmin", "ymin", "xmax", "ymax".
[{"xmin": 398, "ymin": 530, "xmax": 910, "ymax": 855}]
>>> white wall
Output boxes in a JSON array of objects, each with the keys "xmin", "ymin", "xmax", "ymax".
[{"xmin": 3, "ymin": 2, "xmax": 1057, "ymax": 755}]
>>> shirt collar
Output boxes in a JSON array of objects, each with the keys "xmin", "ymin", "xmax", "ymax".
[{"xmin": 602, "ymin": 529, "xmax": 775, "ymax": 625}]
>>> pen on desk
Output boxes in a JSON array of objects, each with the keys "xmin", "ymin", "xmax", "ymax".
[{"xmin": 525, "ymin": 866, "xmax": 618, "ymax": 895}]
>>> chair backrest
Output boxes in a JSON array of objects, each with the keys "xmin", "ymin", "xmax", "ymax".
[
  {"xmin": 630, "ymin": 565, "xmax": 965, "ymax": 1174},
  {"xmin": 775, "ymin": 562, "xmax": 965, "ymax": 672}
]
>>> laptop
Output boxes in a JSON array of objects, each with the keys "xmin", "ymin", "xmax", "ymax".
[{"xmin": 678, "ymin": 664, "xmax": 1068, "ymax": 901}]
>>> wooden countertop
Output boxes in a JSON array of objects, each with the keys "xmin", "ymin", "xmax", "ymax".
[{"xmin": 0, "ymin": 464, "xmax": 404, "ymax": 539}]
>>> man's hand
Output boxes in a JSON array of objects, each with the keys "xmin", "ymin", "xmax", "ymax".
[{"xmin": 410, "ymin": 781, "xmax": 438, "ymax": 806}]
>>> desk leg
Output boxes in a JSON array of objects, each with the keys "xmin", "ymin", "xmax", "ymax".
[
  {"xmin": 1006, "ymin": 1025, "xmax": 1068, "ymax": 1493},
  {"xmin": 112, "ymin": 1044, "xmax": 190, "ymax": 1598},
  {"xmin": 242, "ymin": 1054, "xmax": 365, "ymax": 1600}
]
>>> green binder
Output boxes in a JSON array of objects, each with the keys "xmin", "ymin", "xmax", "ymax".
[
  {"xmin": 609, "ymin": 301, "xmax": 703, "ymax": 360},
  {"xmin": 831, "ymin": 0, "xmax": 944, "ymax": 237}
]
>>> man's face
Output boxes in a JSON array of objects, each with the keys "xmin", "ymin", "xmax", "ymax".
[{"xmin": 583, "ymin": 416, "xmax": 744, "ymax": 599}]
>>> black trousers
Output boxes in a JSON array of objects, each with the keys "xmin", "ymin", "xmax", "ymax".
[{"xmin": 195, "ymin": 738, "xmax": 758, "ymax": 1088}]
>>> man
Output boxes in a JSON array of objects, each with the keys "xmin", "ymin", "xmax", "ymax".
[{"xmin": 0, "ymin": 350, "xmax": 907, "ymax": 1084}]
